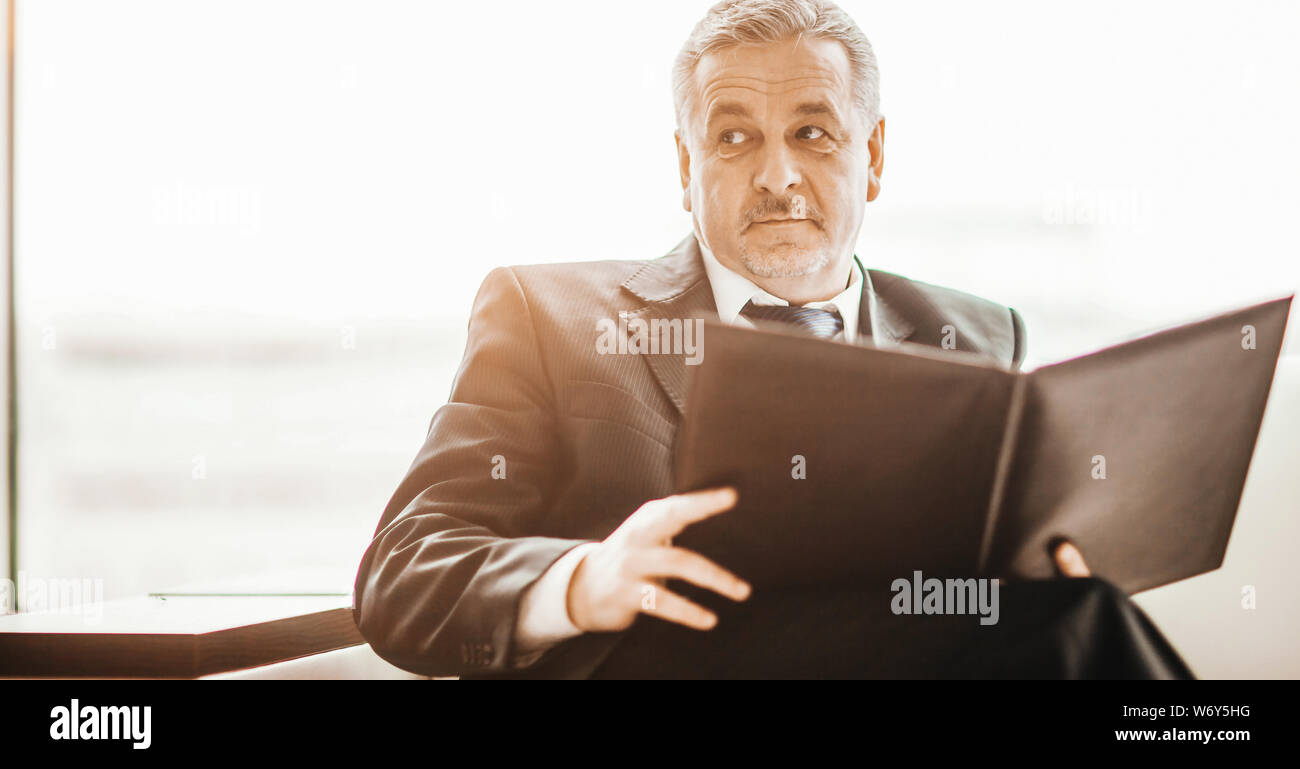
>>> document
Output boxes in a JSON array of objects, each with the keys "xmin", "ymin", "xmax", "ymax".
[{"xmin": 673, "ymin": 296, "xmax": 1293, "ymax": 593}]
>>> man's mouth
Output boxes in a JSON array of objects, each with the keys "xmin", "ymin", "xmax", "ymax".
[{"xmin": 749, "ymin": 218, "xmax": 814, "ymax": 228}]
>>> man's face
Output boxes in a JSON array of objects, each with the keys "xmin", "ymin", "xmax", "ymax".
[{"xmin": 677, "ymin": 37, "xmax": 884, "ymax": 293}]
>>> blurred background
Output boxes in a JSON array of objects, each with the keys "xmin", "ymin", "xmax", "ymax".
[{"xmin": 7, "ymin": 1, "xmax": 1299, "ymax": 675}]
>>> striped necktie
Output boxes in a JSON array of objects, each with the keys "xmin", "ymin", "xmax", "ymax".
[{"xmin": 740, "ymin": 300, "xmax": 844, "ymax": 339}]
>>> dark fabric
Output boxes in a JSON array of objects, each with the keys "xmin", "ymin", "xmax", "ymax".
[
  {"xmin": 590, "ymin": 578, "xmax": 1194, "ymax": 680},
  {"xmin": 351, "ymin": 233, "xmax": 1076, "ymax": 678},
  {"xmin": 740, "ymin": 300, "xmax": 845, "ymax": 338}
]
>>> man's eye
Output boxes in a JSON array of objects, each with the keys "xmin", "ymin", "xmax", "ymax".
[
  {"xmin": 797, "ymin": 125, "xmax": 827, "ymax": 141},
  {"xmin": 720, "ymin": 130, "xmax": 748, "ymax": 145}
]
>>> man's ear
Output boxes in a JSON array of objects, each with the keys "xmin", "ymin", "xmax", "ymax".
[
  {"xmin": 675, "ymin": 130, "xmax": 693, "ymax": 213},
  {"xmin": 866, "ymin": 117, "xmax": 885, "ymax": 203}
]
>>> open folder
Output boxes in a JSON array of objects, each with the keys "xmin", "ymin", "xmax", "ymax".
[{"xmin": 673, "ymin": 296, "xmax": 1293, "ymax": 594}]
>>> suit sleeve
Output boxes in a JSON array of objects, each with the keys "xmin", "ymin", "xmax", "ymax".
[
  {"xmin": 352, "ymin": 266, "xmax": 592, "ymax": 677},
  {"xmin": 1009, "ymin": 306, "xmax": 1028, "ymax": 370}
]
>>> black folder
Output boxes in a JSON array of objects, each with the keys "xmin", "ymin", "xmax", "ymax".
[{"xmin": 672, "ymin": 296, "xmax": 1292, "ymax": 594}]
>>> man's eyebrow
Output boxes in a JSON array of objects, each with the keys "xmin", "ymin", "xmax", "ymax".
[
  {"xmin": 705, "ymin": 101, "xmax": 753, "ymax": 122},
  {"xmin": 793, "ymin": 101, "xmax": 839, "ymax": 119}
]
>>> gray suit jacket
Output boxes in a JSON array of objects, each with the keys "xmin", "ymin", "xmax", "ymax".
[{"xmin": 352, "ymin": 234, "xmax": 1027, "ymax": 678}]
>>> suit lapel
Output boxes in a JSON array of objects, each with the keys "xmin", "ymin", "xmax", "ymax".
[
  {"xmin": 623, "ymin": 241, "xmax": 918, "ymax": 416},
  {"xmin": 859, "ymin": 257, "xmax": 916, "ymax": 346},
  {"xmin": 621, "ymin": 235, "xmax": 717, "ymax": 416}
]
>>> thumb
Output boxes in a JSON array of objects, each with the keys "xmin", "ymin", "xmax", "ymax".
[{"xmin": 1051, "ymin": 539, "xmax": 1092, "ymax": 578}]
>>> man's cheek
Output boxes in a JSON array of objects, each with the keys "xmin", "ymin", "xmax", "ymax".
[{"xmin": 701, "ymin": 188, "xmax": 734, "ymax": 224}]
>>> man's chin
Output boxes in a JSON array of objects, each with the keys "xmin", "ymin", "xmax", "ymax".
[{"xmin": 737, "ymin": 241, "xmax": 831, "ymax": 280}]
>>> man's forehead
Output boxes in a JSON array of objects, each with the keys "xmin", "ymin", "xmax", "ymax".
[{"xmin": 693, "ymin": 37, "xmax": 853, "ymax": 108}]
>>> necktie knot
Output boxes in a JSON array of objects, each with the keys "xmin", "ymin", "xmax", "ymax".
[{"xmin": 741, "ymin": 300, "xmax": 844, "ymax": 339}]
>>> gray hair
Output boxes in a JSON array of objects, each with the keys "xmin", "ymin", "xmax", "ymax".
[{"xmin": 672, "ymin": 0, "xmax": 881, "ymax": 142}]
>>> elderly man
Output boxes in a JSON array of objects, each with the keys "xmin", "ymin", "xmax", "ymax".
[{"xmin": 353, "ymin": 0, "xmax": 1190, "ymax": 679}]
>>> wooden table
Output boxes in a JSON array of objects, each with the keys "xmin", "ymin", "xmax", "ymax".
[{"xmin": 0, "ymin": 593, "xmax": 363, "ymax": 678}]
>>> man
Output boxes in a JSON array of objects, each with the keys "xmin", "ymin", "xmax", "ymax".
[{"xmin": 353, "ymin": 0, "xmax": 1191, "ymax": 679}]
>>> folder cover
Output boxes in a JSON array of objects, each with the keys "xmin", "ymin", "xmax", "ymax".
[{"xmin": 673, "ymin": 296, "xmax": 1292, "ymax": 594}]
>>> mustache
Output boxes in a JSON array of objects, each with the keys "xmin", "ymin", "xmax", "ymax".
[{"xmin": 741, "ymin": 196, "xmax": 823, "ymax": 227}]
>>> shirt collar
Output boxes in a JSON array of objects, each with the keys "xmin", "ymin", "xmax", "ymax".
[{"xmin": 696, "ymin": 237, "xmax": 867, "ymax": 344}]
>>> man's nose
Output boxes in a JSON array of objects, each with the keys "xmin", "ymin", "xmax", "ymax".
[{"xmin": 753, "ymin": 143, "xmax": 802, "ymax": 196}]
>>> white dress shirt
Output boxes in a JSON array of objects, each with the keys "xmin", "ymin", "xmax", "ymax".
[
  {"xmin": 697, "ymin": 240, "xmax": 865, "ymax": 344},
  {"xmin": 511, "ymin": 241, "xmax": 869, "ymax": 666}
]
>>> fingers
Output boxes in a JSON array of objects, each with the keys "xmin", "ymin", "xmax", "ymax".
[
  {"xmin": 631, "ymin": 487, "xmax": 738, "ymax": 543},
  {"xmin": 638, "ymin": 546, "xmax": 751, "ymax": 602},
  {"xmin": 1052, "ymin": 540, "xmax": 1091, "ymax": 578},
  {"xmin": 639, "ymin": 583, "xmax": 718, "ymax": 630}
]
